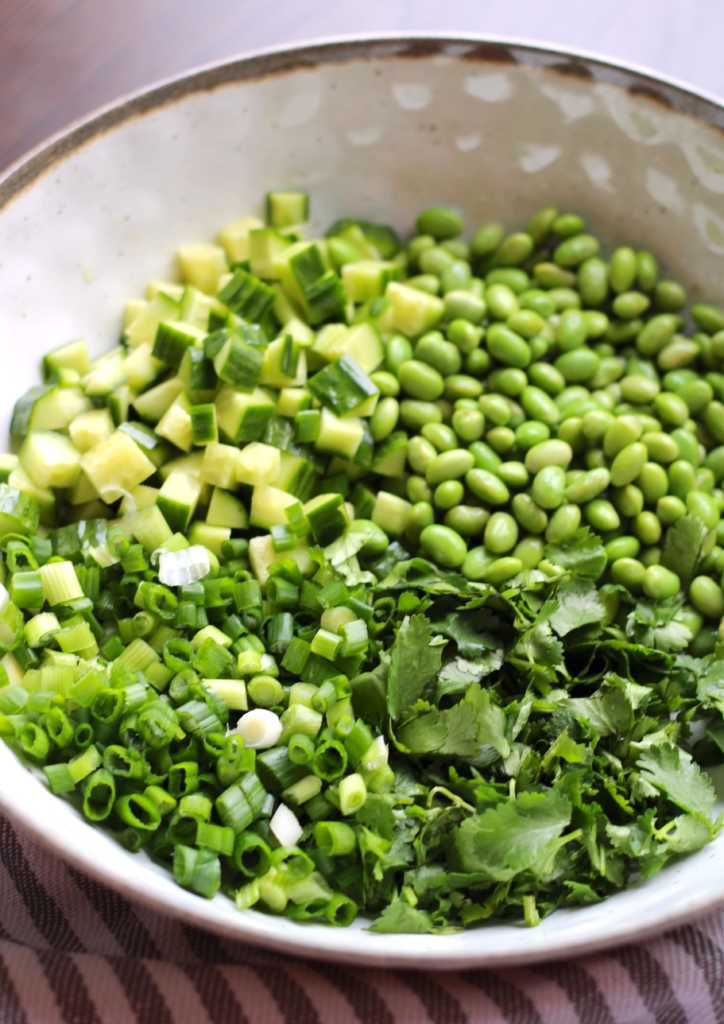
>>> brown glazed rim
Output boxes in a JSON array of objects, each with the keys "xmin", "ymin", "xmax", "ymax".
[
  {"xmin": 1, "ymin": 32, "xmax": 724, "ymax": 212},
  {"xmin": 1, "ymin": 34, "xmax": 724, "ymax": 968}
]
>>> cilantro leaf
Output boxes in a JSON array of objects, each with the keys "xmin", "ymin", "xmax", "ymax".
[
  {"xmin": 376, "ymin": 558, "xmax": 478, "ymax": 595},
  {"xmin": 369, "ymin": 898, "xmax": 438, "ymax": 934},
  {"xmin": 548, "ymin": 577, "xmax": 606, "ymax": 637},
  {"xmin": 637, "ymin": 743, "xmax": 717, "ymax": 823},
  {"xmin": 697, "ymin": 657, "xmax": 724, "ymax": 716},
  {"xmin": 397, "ymin": 683, "xmax": 510, "ymax": 761},
  {"xmin": 386, "ymin": 615, "xmax": 443, "ymax": 720},
  {"xmin": 544, "ymin": 527, "xmax": 606, "ymax": 579},
  {"xmin": 453, "ymin": 789, "xmax": 572, "ymax": 880},
  {"xmin": 626, "ymin": 600, "xmax": 692, "ymax": 652},
  {"xmin": 432, "ymin": 610, "xmax": 504, "ymax": 660},
  {"xmin": 662, "ymin": 515, "xmax": 707, "ymax": 583}
]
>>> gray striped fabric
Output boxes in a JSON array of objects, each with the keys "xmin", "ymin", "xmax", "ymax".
[{"xmin": 1, "ymin": 815, "xmax": 722, "ymax": 1024}]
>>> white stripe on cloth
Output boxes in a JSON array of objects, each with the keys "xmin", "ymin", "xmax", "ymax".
[
  {"xmin": 0, "ymin": 939, "xmax": 59, "ymax": 1023},
  {"xmin": 584, "ymin": 955, "xmax": 653, "ymax": 1024}
]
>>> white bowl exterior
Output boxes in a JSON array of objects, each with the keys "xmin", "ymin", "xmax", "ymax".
[{"xmin": 2, "ymin": 39, "xmax": 724, "ymax": 967}]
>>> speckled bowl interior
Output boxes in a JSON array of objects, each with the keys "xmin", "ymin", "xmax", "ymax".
[{"xmin": 1, "ymin": 36, "xmax": 724, "ymax": 968}]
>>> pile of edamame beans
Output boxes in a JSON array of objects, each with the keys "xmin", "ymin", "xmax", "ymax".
[{"xmin": 368, "ymin": 205, "xmax": 724, "ymax": 650}]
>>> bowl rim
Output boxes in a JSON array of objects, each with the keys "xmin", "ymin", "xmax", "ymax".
[{"xmin": 2, "ymin": 32, "xmax": 724, "ymax": 968}]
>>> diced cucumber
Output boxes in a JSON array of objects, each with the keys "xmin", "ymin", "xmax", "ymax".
[
  {"xmin": 308, "ymin": 355, "xmax": 378, "ymax": 415},
  {"xmin": 249, "ymin": 228, "xmax": 292, "ymax": 279},
  {"xmin": 266, "ymin": 191, "xmax": 309, "ymax": 228},
  {"xmin": 157, "ymin": 470, "xmax": 201, "ymax": 531},
  {"xmin": 146, "ymin": 280, "xmax": 185, "ymax": 302},
  {"xmin": 179, "ymin": 286, "xmax": 226, "ymax": 330},
  {"xmin": 190, "ymin": 403, "xmax": 218, "ymax": 446},
  {"xmin": 80, "ymin": 430, "xmax": 156, "ymax": 503},
  {"xmin": 177, "ymin": 243, "xmax": 228, "ymax": 295},
  {"xmin": 217, "ymin": 216, "xmax": 264, "ymax": 263},
  {"xmin": 68, "ymin": 471, "xmax": 99, "ymax": 506},
  {"xmin": 125, "ymin": 292, "xmax": 180, "ymax": 348},
  {"xmin": 43, "ymin": 339, "xmax": 91, "ymax": 380},
  {"xmin": 119, "ymin": 485, "xmax": 159, "ymax": 515},
  {"xmin": 275, "ymin": 451, "xmax": 318, "ymax": 501},
  {"xmin": 206, "ymin": 488, "xmax": 248, "ymax": 529},
  {"xmin": 188, "ymin": 521, "xmax": 230, "ymax": 556},
  {"xmin": 159, "ymin": 453, "xmax": 209, "ymax": 506},
  {"xmin": 153, "ymin": 320, "xmax": 205, "ymax": 370},
  {"xmin": 155, "ymin": 395, "xmax": 193, "ymax": 452},
  {"xmin": 180, "ymin": 347, "xmax": 216, "ymax": 403},
  {"xmin": 68, "ymin": 409, "xmax": 115, "ymax": 453},
  {"xmin": 0, "ymin": 454, "xmax": 19, "ymax": 483},
  {"xmin": 131, "ymin": 377, "xmax": 184, "ymax": 423},
  {"xmin": 276, "ymin": 387, "xmax": 312, "ymax": 417},
  {"xmin": 123, "ymin": 299, "xmax": 147, "ymax": 329},
  {"xmin": 127, "ymin": 506, "xmax": 174, "ymax": 551},
  {"xmin": 236, "ymin": 442, "xmax": 282, "ymax": 487},
  {"xmin": 215, "ymin": 387, "xmax": 275, "ymax": 443},
  {"xmin": 249, "ymin": 485, "xmax": 301, "ymax": 528},
  {"xmin": 83, "ymin": 349, "xmax": 127, "ymax": 396},
  {"xmin": 107, "ymin": 384, "xmax": 133, "ymax": 426},
  {"xmin": 20, "ymin": 431, "xmax": 81, "ymax": 489},
  {"xmin": 7, "ymin": 469, "xmax": 54, "ymax": 525},
  {"xmin": 315, "ymin": 408, "xmax": 364, "ymax": 459},
  {"xmin": 259, "ymin": 335, "xmax": 307, "ymax": 388},
  {"xmin": 342, "ymin": 260, "xmax": 399, "ymax": 303},
  {"xmin": 0, "ymin": 481, "xmax": 40, "ymax": 536},
  {"xmin": 248, "ymin": 534, "xmax": 313, "ymax": 584},
  {"xmin": 303, "ymin": 493, "xmax": 346, "ymax": 545},
  {"xmin": 118, "ymin": 421, "xmax": 172, "ymax": 468},
  {"xmin": 201, "ymin": 442, "xmax": 241, "ymax": 489},
  {"xmin": 11, "ymin": 385, "xmax": 90, "ymax": 440},
  {"xmin": 383, "ymin": 282, "xmax": 444, "ymax": 337},
  {"xmin": 372, "ymin": 432, "xmax": 408, "ymax": 477},
  {"xmin": 372, "ymin": 491, "xmax": 413, "ymax": 536},
  {"xmin": 213, "ymin": 334, "xmax": 264, "ymax": 389},
  {"xmin": 312, "ymin": 322, "xmax": 383, "ymax": 372},
  {"xmin": 125, "ymin": 343, "xmax": 163, "ymax": 391}
]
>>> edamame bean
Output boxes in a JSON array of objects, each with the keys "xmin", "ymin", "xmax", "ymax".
[
  {"xmin": 531, "ymin": 466, "xmax": 567, "ymax": 509},
  {"xmin": 654, "ymin": 279, "xmax": 687, "ymax": 311},
  {"xmin": 610, "ymin": 246, "xmax": 637, "ymax": 293},
  {"xmin": 657, "ymin": 495, "xmax": 687, "ymax": 524},
  {"xmin": 611, "ymin": 557, "xmax": 646, "ymax": 589},
  {"xmin": 520, "ymin": 289, "xmax": 556, "ymax": 318},
  {"xmin": 448, "ymin": 319, "xmax": 484, "ymax": 353},
  {"xmin": 507, "ymin": 309, "xmax": 546, "ymax": 340},
  {"xmin": 415, "ymin": 332, "xmax": 462, "ymax": 376},
  {"xmin": 524, "ymin": 439, "xmax": 573, "ymax": 474},
  {"xmin": 668, "ymin": 460, "xmax": 697, "ymax": 499},
  {"xmin": 605, "ymin": 535, "xmax": 640, "ymax": 561},
  {"xmin": 486, "ymin": 268, "xmax": 530, "ymax": 293},
  {"xmin": 466, "ymin": 468, "xmax": 510, "ymax": 505},
  {"xmin": 385, "ymin": 334, "xmax": 414, "ymax": 373},
  {"xmin": 582, "ymin": 409, "xmax": 614, "ymax": 443},
  {"xmin": 678, "ymin": 378, "xmax": 712, "ymax": 415},
  {"xmin": 407, "ymin": 475, "xmax": 432, "ymax": 504},
  {"xmin": 526, "ymin": 206, "xmax": 558, "ymax": 243},
  {"xmin": 633, "ymin": 511, "xmax": 662, "ymax": 545},
  {"xmin": 471, "ymin": 222, "xmax": 504, "ymax": 259},
  {"xmin": 636, "ymin": 250, "xmax": 659, "ymax": 292},
  {"xmin": 398, "ymin": 360, "xmax": 445, "ymax": 401},
  {"xmin": 642, "ymin": 431, "xmax": 679, "ymax": 463},
  {"xmin": 585, "ymin": 499, "xmax": 620, "ymax": 532},
  {"xmin": 445, "ymin": 374, "xmax": 483, "ymax": 399},
  {"xmin": 528, "ymin": 362, "xmax": 565, "ymax": 395},
  {"xmin": 552, "ymin": 212, "xmax": 585, "ymax": 236},
  {"xmin": 419, "ymin": 524, "xmax": 467, "ymax": 567},
  {"xmin": 619, "ymin": 374, "xmax": 660, "ymax": 404},
  {"xmin": 515, "ymin": 420, "xmax": 551, "ymax": 450},
  {"xmin": 444, "ymin": 291, "xmax": 486, "ymax": 324},
  {"xmin": 426, "ymin": 449, "xmax": 475, "ymax": 485},
  {"xmin": 370, "ymin": 397, "xmax": 399, "ymax": 441},
  {"xmin": 534, "ymin": 262, "xmax": 576, "ymax": 289},
  {"xmin": 400, "ymin": 400, "xmax": 442, "ymax": 431},
  {"xmin": 514, "ymin": 537, "xmax": 545, "ymax": 569},
  {"xmin": 613, "ymin": 291, "xmax": 650, "ymax": 320},
  {"xmin": 422, "ymin": 422, "xmax": 457, "ymax": 452},
  {"xmin": 692, "ymin": 303, "xmax": 724, "ymax": 334},
  {"xmin": 488, "ymin": 367, "xmax": 527, "ymax": 396},
  {"xmin": 578, "ymin": 257, "xmax": 609, "ymax": 306},
  {"xmin": 565, "ymin": 467, "xmax": 610, "ymax": 503},
  {"xmin": 417, "ymin": 207, "xmax": 464, "ymax": 240},
  {"xmin": 555, "ymin": 349, "xmax": 600, "ymax": 383},
  {"xmin": 520, "ymin": 385, "xmax": 560, "ymax": 425},
  {"xmin": 556, "ymin": 309, "xmax": 588, "ymax": 351},
  {"xmin": 658, "ymin": 338, "xmax": 700, "ymax": 371},
  {"xmin": 498, "ymin": 461, "xmax": 529, "ymax": 488},
  {"xmin": 614, "ymin": 484, "xmax": 644, "ymax": 518},
  {"xmin": 493, "ymin": 232, "xmax": 534, "ymax": 267},
  {"xmin": 687, "ymin": 491, "xmax": 720, "ymax": 529},
  {"xmin": 469, "ymin": 441, "xmax": 502, "ymax": 473},
  {"xmin": 486, "ymin": 426, "xmax": 517, "ymax": 454},
  {"xmin": 704, "ymin": 401, "xmax": 724, "ymax": 444},
  {"xmin": 407, "ymin": 274, "xmax": 441, "ymax": 295},
  {"xmin": 511, "ymin": 493, "xmax": 548, "ymax": 534},
  {"xmin": 479, "ymin": 393, "xmax": 511, "ymax": 426},
  {"xmin": 434, "ymin": 480, "xmax": 465, "ymax": 510},
  {"xmin": 462, "ymin": 546, "xmax": 494, "ymax": 580},
  {"xmin": 370, "ymin": 370, "xmax": 400, "ymax": 396},
  {"xmin": 444, "ymin": 505, "xmax": 489, "ymax": 536},
  {"xmin": 653, "ymin": 392, "xmax": 688, "ymax": 427},
  {"xmin": 407, "ymin": 436, "xmax": 437, "ymax": 474},
  {"xmin": 643, "ymin": 565, "xmax": 680, "ymax": 599},
  {"xmin": 554, "ymin": 233, "xmax": 600, "ymax": 268},
  {"xmin": 487, "ymin": 324, "xmax": 531, "ymax": 368},
  {"xmin": 545, "ymin": 503, "xmax": 581, "ymax": 543},
  {"xmin": 481, "ymin": 556, "xmax": 524, "ymax": 584},
  {"xmin": 452, "ymin": 408, "xmax": 485, "ymax": 442},
  {"xmin": 440, "ymin": 261, "xmax": 472, "ymax": 294},
  {"xmin": 484, "ymin": 512, "xmax": 519, "ymax": 553},
  {"xmin": 689, "ymin": 575, "xmax": 724, "ymax": 618},
  {"xmin": 610, "ymin": 442, "xmax": 648, "ymax": 486}
]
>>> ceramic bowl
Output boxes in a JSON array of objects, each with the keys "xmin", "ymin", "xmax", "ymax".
[{"xmin": 2, "ymin": 35, "xmax": 724, "ymax": 969}]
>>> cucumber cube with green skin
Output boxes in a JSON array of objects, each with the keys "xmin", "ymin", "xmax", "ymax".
[
  {"xmin": 180, "ymin": 347, "xmax": 217, "ymax": 403},
  {"xmin": 68, "ymin": 471, "xmax": 99, "ymax": 506},
  {"xmin": 118, "ymin": 421, "xmax": 171, "ymax": 468},
  {"xmin": 236, "ymin": 443, "xmax": 281, "ymax": 486},
  {"xmin": 249, "ymin": 228, "xmax": 292, "ymax": 279},
  {"xmin": 308, "ymin": 355, "xmax": 379, "ymax": 415},
  {"xmin": 275, "ymin": 451, "xmax": 319, "ymax": 501},
  {"xmin": 295, "ymin": 409, "xmax": 321, "ymax": 444},
  {"xmin": 303, "ymin": 271, "xmax": 346, "ymax": 325},
  {"xmin": 206, "ymin": 488, "xmax": 248, "ymax": 529},
  {"xmin": 157, "ymin": 470, "xmax": 201, "ymax": 531},
  {"xmin": 218, "ymin": 268, "xmax": 277, "ymax": 325},
  {"xmin": 125, "ymin": 291, "xmax": 180, "ymax": 347},
  {"xmin": 250, "ymin": 485, "xmax": 301, "ymax": 529},
  {"xmin": 248, "ymin": 534, "xmax": 314, "ymax": 584},
  {"xmin": 83, "ymin": 349, "xmax": 127, "ymax": 396},
  {"xmin": 303, "ymin": 493, "xmax": 346, "ymax": 545},
  {"xmin": 201, "ymin": 443, "xmax": 241, "ymax": 489},
  {"xmin": 156, "ymin": 395, "xmax": 193, "ymax": 452},
  {"xmin": 190, "ymin": 404, "xmax": 218, "ymax": 446},
  {"xmin": 132, "ymin": 378, "xmax": 184, "ymax": 424},
  {"xmin": 11, "ymin": 385, "xmax": 90, "ymax": 441},
  {"xmin": 177, "ymin": 243, "xmax": 228, "ymax": 295},
  {"xmin": 372, "ymin": 432, "xmax": 408, "ymax": 477},
  {"xmin": 312, "ymin": 322, "xmax": 384, "ymax": 372},
  {"xmin": 80, "ymin": 430, "xmax": 156, "ymax": 503},
  {"xmin": 179, "ymin": 286, "xmax": 226, "ymax": 331},
  {"xmin": 213, "ymin": 335, "xmax": 264, "ymax": 389},
  {"xmin": 0, "ymin": 483, "xmax": 40, "ymax": 537},
  {"xmin": 153, "ymin": 321, "xmax": 205, "ymax": 369},
  {"xmin": 315, "ymin": 409, "xmax": 364, "ymax": 460},
  {"xmin": 43, "ymin": 339, "xmax": 91, "ymax": 380},
  {"xmin": 259, "ymin": 335, "xmax": 306, "ymax": 388},
  {"xmin": 372, "ymin": 491, "xmax": 413, "ymax": 536},
  {"xmin": 215, "ymin": 387, "xmax": 275, "ymax": 443},
  {"xmin": 217, "ymin": 215, "xmax": 264, "ymax": 263},
  {"xmin": 383, "ymin": 281, "xmax": 444, "ymax": 337},
  {"xmin": 266, "ymin": 191, "xmax": 309, "ymax": 228},
  {"xmin": 0, "ymin": 455, "xmax": 19, "ymax": 484},
  {"xmin": 69, "ymin": 409, "xmax": 115, "ymax": 453},
  {"xmin": 20, "ymin": 431, "xmax": 81, "ymax": 489},
  {"xmin": 188, "ymin": 522, "xmax": 231, "ymax": 556},
  {"xmin": 342, "ymin": 260, "xmax": 400, "ymax": 303}
]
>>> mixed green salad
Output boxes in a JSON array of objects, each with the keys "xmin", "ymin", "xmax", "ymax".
[{"xmin": 1, "ymin": 192, "xmax": 724, "ymax": 933}]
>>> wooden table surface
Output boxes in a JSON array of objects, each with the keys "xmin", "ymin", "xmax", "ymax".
[{"xmin": 3, "ymin": 0, "xmax": 723, "ymax": 172}]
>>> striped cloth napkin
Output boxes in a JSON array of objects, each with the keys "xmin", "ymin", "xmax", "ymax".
[{"xmin": 1, "ymin": 815, "xmax": 722, "ymax": 1024}]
